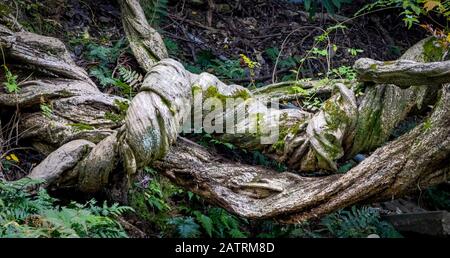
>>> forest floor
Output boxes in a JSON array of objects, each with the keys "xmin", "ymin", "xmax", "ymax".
[{"xmin": 1, "ymin": 0, "xmax": 449, "ymax": 238}]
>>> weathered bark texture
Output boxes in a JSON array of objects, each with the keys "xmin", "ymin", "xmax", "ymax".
[
  {"xmin": 155, "ymin": 82, "xmax": 449, "ymax": 222},
  {"xmin": 0, "ymin": 0, "xmax": 448, "ymax": 222},
  {"xmin": 119, "ymin": 0, "xmax": 168, "ymax": 71},
  {"xmin": 354, "ymin": 58, "xmax": 450, "ymax": 87}
]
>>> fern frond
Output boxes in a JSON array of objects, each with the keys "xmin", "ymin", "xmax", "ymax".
[{"xmin": 118, "ymin": 66, "xmax": 143, "ymax": 89}]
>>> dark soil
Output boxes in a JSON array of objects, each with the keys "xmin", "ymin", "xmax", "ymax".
[{"xmin": 8, "ymin": 0, "xmax": 427, "ymax": 83}]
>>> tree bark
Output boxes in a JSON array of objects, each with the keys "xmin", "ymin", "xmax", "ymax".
[
  {"xmin": 0, "ymin": 0, "xmax": 448, "ymax": 223},
  {"xmin": 155, "ymin": 82, "xmax": 449, "ymax": 222},
  {"xmin": 354, "ymin": 58, "xmax": 450, "ymax": 87}
]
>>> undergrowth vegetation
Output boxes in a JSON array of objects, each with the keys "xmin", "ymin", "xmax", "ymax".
[
  {"xmin": 0, "ymin": 178, "xmax": 131, "ymax": 238},
  {"xmin": 126, "ymin": 167, "xmax": 401, "ymax": 238}
]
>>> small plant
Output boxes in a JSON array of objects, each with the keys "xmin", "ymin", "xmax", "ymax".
[
  {"xmin": 256, "ymin": 206, "xmax": 400, "ymax": 238},
  {"xmin": 213, "ymin": 59, "xmax": 246, "ymax": 80},
  {"xmin": 304, "ymin": 97, "xmax": 323, "ymax": 110},
  {"xmin": 240, "ymin": 54, "xmax": 260, "ymax": 87},
  {"xmin": 164, "ymin": 38, "xmax": 180, "ymax": 56},
  {"xmin": 118, "ymin": 67, "xmax": 143, "ymax": 90},
  {"xmin": 331, "ymin": 65, "xmax": 357, "ymax": 80},
  {"xmin": 252, "ymin": 151, "xmax": 287, "ymax": 172},
  {"xmin": 142, "ymin": 167, "xmax": 171, "ymax": 212},
  {"xmin": 183, "ymin": 50, "xmax": 248, "ymax": 80},
  {"xmin": 311, "ymin": 47, "xmax": 328, "ymax": 57},
  {"xmin": 422, "ymin": 118, "xmax": 433, "ymax": 131},
  {"xmin": 40, "ymin": 103, "xmax": 53, "ymax": 118},
  {"xmin": 2, "ymin": 65, "xmax": 19, "ymax": 93},
  {"xmin": 358, "ymin": 0, "xmax": 450, "ymax": 30},
  {"xmin": 85, "ymin": 39, "xmax": 127, "ymax": 88},
  {"xmin": 115, "ymin": 66, "xmax": 142, "ymax": 99},
  {"xmin": 347, "ymin": 48, "xmax": 364, "ymax": 56},
  {"xmin": 265, "ymin": 47, "xmax": 298, "ymax": 70},
  {"xmin": 168, "ymin": 216, "xmax": 201, "ymax": 238},
  {"xmin": 320, "ymin": 206, "xmax": 401, "ymax": 238},
  {"xmin": 200, "ymin": 133, "xmax": 235, "ymax": 150},
  {"xmin": 174, "ymin": 207, "xmax": 248, "ymax": 238}
]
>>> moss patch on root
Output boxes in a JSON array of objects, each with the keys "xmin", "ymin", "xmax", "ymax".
[{"xmin": 423, "ymin": 38, "xmax": 445, "ymax": 62}]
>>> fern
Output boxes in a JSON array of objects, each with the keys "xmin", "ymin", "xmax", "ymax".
[
  {"xmin": 168, "ymin": 216, "xmax": 201, "ymax": 238},
  {"xmin": 0, "ymin": 179, "xmax": 130, "ymax": 238},
  {"xmin": 320, "ymin": 206, "xmax": 401, "ymax": 238},
  {"xmin": 85, "ymin": 39, "xmax": 127, "ymax": 88},
  {"xmin": 193, "ymin": 211, "xmax": 213, "ymax": 237},
  {"xmin": 118, "ymin": 66, "xmax": 143, "ymax": 89},
  {"xmin": 40, "ymin": 103, "xmax": 53, "ymax": 118},
  {"xmin": 140, "ymin": 0, "xmax": 169, "ymax": 27},
  {"xmin": 206, "ymin": 207, "xmax": 248, "ymax": 238}
]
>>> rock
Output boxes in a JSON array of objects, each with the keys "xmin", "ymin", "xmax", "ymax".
[
  {"xmin": 383, "ymin": 211, "xmax": 450, "ymax": 236},
  {"xmin": 353, "ymin": 154, "xmax": 366, "ymax": 163}
]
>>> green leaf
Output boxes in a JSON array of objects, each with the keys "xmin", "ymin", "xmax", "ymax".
[
  {"xmin": 194, "ymin": 211, "xmax": 214, "ymax": 237},
  {"xmin": 222, "ymin": 142, "xmax": 235, "ymax": 149},
  {"xmin": 2, "ymin": 65, "xmax": 19, "ymax": 93},
  {"xmin": 169, "ymin": 217, "xmax": 201, "ymax": 238}
]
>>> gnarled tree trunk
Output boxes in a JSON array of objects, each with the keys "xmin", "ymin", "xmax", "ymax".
[{"xmin": 0, "ymin": 0, "xmax": 448, "ymax": 222}]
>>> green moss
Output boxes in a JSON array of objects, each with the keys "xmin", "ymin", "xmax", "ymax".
[
  {"xmin": 203, "ymin": 86, "xmax": 251, "ymax": 104},
  {"xmin": 67, "ymin": 123, "xmax": 95, "ymax": 132},
  {"xmin": 160, "ymin": 96, "xmax": 177, "ymax": 114},
  {"xmin": 105, "ymin": 99, "xmax": 130, "ymax": 123},
  {"xmin": 271, "ymin": 119, "xmax": 305, "ymax": 151},
  {"xmin": 422, "ymin": 118, "xmax": 433, "ymax": 132},
  {"xmin": 114, "ymin": 99, "xmax": 129, "ymax": 113},
  {"xmin": 352, "ymin": 104, "xmax": 383, "ymax": 155},
  {"xmin": 423, "ymin": 38, "xmax": 444, "ymax": 62},
  {"xmin": 370, "ymin": 64, "xmax": 378, "ymax": 70},
  {"xmin": 233, "ymin": 89, "xmax": 251, "ymax": 100},
  {"xmin": 192, "ymin": 85, "xmax": 202, "ymax": 95},
  {"xmin": 319, "ymin": 134, "xmax": 342, "ymax": 160},
  {"xmin": 323, "ymin": 100, "xmax": 351, "ymax": 131},
  {"xmin": 105, "ymin": 112, "xmax": 123, "ymax": 123},
  {"xmin": 316, "ymin": 78, "xmax": 331, "ymax": 88}
]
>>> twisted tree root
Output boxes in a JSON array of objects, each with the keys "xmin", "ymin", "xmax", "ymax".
[{"xmin": 0, "ymin": 0, "xmax": 448, "ymax": 222}]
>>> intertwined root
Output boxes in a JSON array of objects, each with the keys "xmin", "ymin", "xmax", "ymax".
[{"xmin": 0, "ymin": 0, "xmax": 448, "ymax": 222}]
